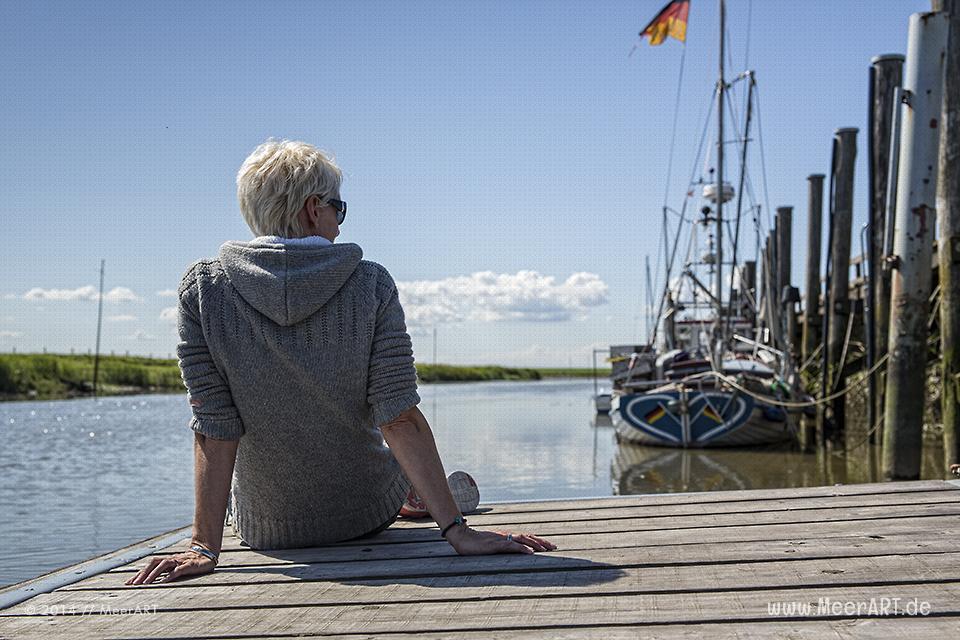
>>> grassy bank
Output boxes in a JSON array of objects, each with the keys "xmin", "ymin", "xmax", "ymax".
[
  {"xmin": 415, "ymin": 365, "xmax": 612, "ymax": 382},
  {"xmin": 0, "ymin": 353, "xmax": 184, "ymax": 401},
  {"xmin": 0, "ymin": 353, "xmax": 611, "ymax": 401}
]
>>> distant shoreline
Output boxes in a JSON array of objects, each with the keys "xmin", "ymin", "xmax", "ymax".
[{"xmin": 0, "ymin": 353, "xmax": 610, "ymax": 403}]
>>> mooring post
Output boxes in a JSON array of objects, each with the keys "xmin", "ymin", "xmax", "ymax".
[
  {"xmin": 776, "ymin": 206, "xmax": 795, "ymax": 355},
  {"xmin": 802, "ymin": 176, "xmax": 825, "ymax": 452},
  {"xmin": 827, "ymin": 128, "xmax": 858, "ymax": 447},
  {"xmin": 883, "ymin": 11, "xmax": 949, "ymax": 480},
  {"xmin": 742, "ymin": 260, "xmax": 757, "ymax": 323},
  {"xmin": 938, "ymin": 0, "xmax": 960, "ymax": 473},
  {"xmin": 869, "ymin": 54, "xmax": 906, "ymax": 445},
  {"xmin": 767, "ymin": 228, "xmax": 779, "ymax": 349},
  {"xmin": 758, "ymin": 240, "xmax": 769, "ymax": 339}
]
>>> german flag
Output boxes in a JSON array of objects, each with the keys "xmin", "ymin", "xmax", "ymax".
[
  {"xmin": 640, "ymin": 0, "xmax": 690, "ymax": 46},
  {"xmin": 703, "ymin": 406, "xmax": 724, "ymax": 423},
  {"xmin": 645, "ymin": 406, "xmax": 667, "ymax": 424}
]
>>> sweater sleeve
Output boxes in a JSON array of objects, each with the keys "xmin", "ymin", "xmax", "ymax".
[
  {"xmin": 367, "ymin": 271, "xmax": 421, "ymax": 426},
  {"xmin": 176, "ymin": 268, "xmax": 246, "ymax": 440}
]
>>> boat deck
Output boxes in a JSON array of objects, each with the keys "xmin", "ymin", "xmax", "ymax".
[{"xmin": 2, "ymin": 479, "xmax": 960, "ymax": 638}]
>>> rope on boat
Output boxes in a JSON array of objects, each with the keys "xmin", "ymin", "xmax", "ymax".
[{"xmin": 675, "ymin": 352, "xmax": 890, "ymax": 409}]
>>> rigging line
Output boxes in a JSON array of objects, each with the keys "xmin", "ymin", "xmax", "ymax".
[
  {"xmin": 752, "ymin": 82, "xmax": 775, "ymax": 232},
  {"xmin": 743, "ymin": 0, "xmax": 753, "ymax": 79},
  {"xmin": 650, "ymin": 88, "xmax": 718, "ymax": 345},
  {"xmin": 739, "ymin": 0, "xmax": 753, "ymax": 122},
  {"xmin": 723, "ymin": 76, "xmax": 754, "ymax": 322},
  {"xmin": 661, "ymin": 43, "xmax": 689, "ymax": 209},
  {"xmin": 676, "ymin": 350, "xmax": 890, "ymax": 410},
  {"xmin": 725, "ymin": 22, "xmax": 736, "ymax": 87},
  {"xmin": 648, "ymin": 42, "xmax": 687, "ymax": 334}
]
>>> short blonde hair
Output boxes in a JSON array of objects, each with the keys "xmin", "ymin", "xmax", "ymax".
[{"xmin": 236, "ymin": 139, "xmax": 342, "ymax": 237}]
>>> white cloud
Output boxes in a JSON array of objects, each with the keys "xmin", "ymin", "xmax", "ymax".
[
  {"xmin": 396, "ymin": 270, "xmax": 608, "ymax": 326},
  {"xmin": 0, "ymin": 330, "xmax": 22, "ymax": 338},
  {"xmin": 102, "ymin": 287, "xmax": 142, "ymax": 303},
  {"xmin": 22, "ymin": 285, "xmax": 142, "ymax": 303},
  {"xmin": 156, "ymin": 289, "xmax": 177, "ymax": 298},
  {"xmin": 2, "ymin": 294, "xmax": 14, "ymax": 300},
  {"xmin": 159, "ymin": 307, "xmax": 178, "ymax": 322},
  {"xmin": 107, "ymin": 314, "xmax": 138, "ymax": 322},
  {"xmin": 128, "ymin": 330, "xmax": 155, "ymax": 341}
]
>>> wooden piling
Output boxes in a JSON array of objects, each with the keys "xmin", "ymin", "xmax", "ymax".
[
  {"xmin": 802, "ymin": 177, "xmax": 825, "ymax": 360},
  {"xmin": 883, "ymin": 12, "xmax": 948, "ymax": 480},
  {"xmin": 938, "ymin": 0, "xmax": 960, "ymax": 472},
  {"xmin": 802, "ymin": 175, "xmax": 825, "ymax": 452},
  {"xmin": 766, "ymin": 229, "xmax": 779, "ymax": 349},
  {"xmin": 869, "ymin": 54, "xmax": 905, "ymax": 444},
  {"xmin": 776, "ymin": 206, "xmax": 796, "ymax": 357},
  {"xmin": 742, "ymin": 260, "xmax": 756, "ymax": 323},
  {"xmin": 826, "ymin": 128, "xmax": 858, "ymax": 447}
]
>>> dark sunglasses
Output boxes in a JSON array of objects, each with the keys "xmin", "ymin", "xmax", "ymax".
[{"xmin": 326, "ymin": 197, "xmax": 347, "ymax": 225}]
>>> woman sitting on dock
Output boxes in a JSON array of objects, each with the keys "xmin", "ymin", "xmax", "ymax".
[{"xmin": 126, "ymin": 139, "xmax": 555, "ymax": 586}]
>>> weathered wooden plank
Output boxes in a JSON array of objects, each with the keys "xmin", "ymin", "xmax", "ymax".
[
  {"xmin": 472, "ymin": 479, "xmax": 955, "ymax": 511},
  {"xmin": 338, "ymin": 491, "xmax": 960, "ymax": 532},
  {"xmin": 7, "ymin": 551, "xmax": 958, "ymax": 616},
  {"xmin": 249, "ymin": 480, "xmax": 960, "ymax": 526},
  {"xmin": 2, "ymin": 582, "xmax": 957, "ymax": 639},
  {"xmin": 136, "ymin": 617, "xmax": 960, "ymax": 640},
  {"xmin": 60, "ymin": 525, "xmax": 960, "ymax": 590},
  {"xmin": 207, "ymin": 498, "xmax": 960, "ymax": 551},
  {"xmin": 144, "ymin": 504, "xmax": 960, "ymax": 568}
]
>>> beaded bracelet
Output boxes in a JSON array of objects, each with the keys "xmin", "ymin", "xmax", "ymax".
[{"xmin": 440, "ymin": 515, "xmax": 467, "ymax": 539}]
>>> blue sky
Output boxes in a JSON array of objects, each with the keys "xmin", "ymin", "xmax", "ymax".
[{"xmin": 0, "ymin": 1, "xmax": 932, "ymax": 366}]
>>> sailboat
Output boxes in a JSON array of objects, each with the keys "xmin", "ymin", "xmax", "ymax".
[{"xmin": 608, "ymin": 0, "xmax": 811, "ymax": 447}]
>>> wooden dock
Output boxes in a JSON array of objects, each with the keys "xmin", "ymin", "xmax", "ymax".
[{"xmin": 2, "ymin": 479, "xmax": 960, "ymax": 638}]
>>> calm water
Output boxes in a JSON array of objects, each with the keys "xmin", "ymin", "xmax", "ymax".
[{"xmin": 0, "ymin": 378, "xmax": 948, "ymax": 587}]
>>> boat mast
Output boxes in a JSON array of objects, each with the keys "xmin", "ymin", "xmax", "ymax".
[{"xmin": 715, "ymin": 0, "xmax": 725, "ymax": 336}]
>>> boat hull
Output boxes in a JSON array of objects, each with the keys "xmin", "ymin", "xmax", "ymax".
[{"xmin": 612, "ymin": 390, "xmax": 794, "ymax": 448}]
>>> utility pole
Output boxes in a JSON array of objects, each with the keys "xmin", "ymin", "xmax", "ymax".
[{"xmin": 92, "ymin": 259, "xmax": 105, "ymax": 398}]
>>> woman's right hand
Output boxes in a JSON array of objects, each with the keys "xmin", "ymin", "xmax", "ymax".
[
  {"xmin": 445, "ymin": 526, "xmax": 557, "ymax": 555},
  {"xmin": 124, "ymin": 550, "xmax": 216, "ymax": 586}
]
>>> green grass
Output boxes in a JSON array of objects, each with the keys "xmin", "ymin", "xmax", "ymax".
[
  {"xmin": 414, "ymin": 364, "xmax": 542, "ymax": 383},
  {"xmin": 0, "ymin": 353, "xmax": 184, "ymax": 401},
  {"xmin": 0, "ymin": 353, "xmax": 613, "ymax": 401},
  {"xmin": 533, "ymin": 367, "xmax": 613, "ymax": 378},
  {"xmin": 413, "ymin": 365, "xmax": 611, "ymax": 382}
]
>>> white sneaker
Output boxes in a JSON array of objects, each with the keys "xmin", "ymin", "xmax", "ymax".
[
  {"xmin": 446, "ymin": 470, "xmax": 480, "ymax": 514},
  {"xmin": 399, "ymin": 470, "xmax": 480, "ymax": 518}
]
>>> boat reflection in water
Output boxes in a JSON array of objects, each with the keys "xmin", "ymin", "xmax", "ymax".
[
  {"xmin": 609, "ymin": 434, "xmax": 946, "ymax": 496},
  {"xmin": 613, "ymin": 442, "xmax": 755, "ymax": 495}
]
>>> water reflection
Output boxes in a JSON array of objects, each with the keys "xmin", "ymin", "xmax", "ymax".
[{"xmin": 611, "ymin": 430, "xmax": 947, "ymax": 496}]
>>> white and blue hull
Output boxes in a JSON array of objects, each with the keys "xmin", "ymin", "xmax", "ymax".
[{"xmin": 612, "ymin": 389, "xmax": 795, "ymax": 448}]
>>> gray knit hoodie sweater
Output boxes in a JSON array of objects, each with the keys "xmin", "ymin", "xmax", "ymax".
[{"xmin": 176, "ymin": 238, "xmax": 419, "ymax": 549}]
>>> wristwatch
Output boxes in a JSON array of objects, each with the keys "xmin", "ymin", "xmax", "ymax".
[{"xmin": 189, "ymin": 543, "xmax": 219, "ymax": 564}]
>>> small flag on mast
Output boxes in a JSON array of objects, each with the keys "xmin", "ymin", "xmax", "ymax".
[{"xmin": 639, "ymin": 0, "xmax": 690, "ymax": 46}]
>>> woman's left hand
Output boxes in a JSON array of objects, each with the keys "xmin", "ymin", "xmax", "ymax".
[{"xmin": 124, "ymin": 550, "xmax": 215, "ymax": 586}]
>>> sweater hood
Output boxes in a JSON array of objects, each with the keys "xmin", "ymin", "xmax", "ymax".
[{"xmin": 217, "ymin": 239, "xmax": 363, "ymax": 326}]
